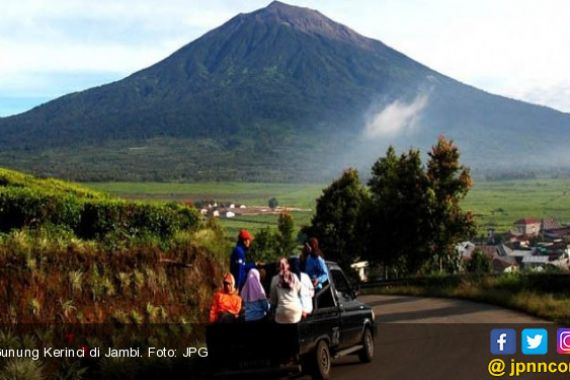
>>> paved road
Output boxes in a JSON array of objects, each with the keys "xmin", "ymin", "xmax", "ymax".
[{"xmin": 312, "ymin": 295, "xmax": 563, "ymax": 380}]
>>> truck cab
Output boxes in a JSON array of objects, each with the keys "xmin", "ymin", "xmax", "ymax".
[{"xmin": 206, "ymin": 261, "xmax": 376, "ymax": 379}]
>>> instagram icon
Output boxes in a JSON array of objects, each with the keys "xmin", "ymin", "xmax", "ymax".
[{"xmin": 558, "ymin": 329, "xmax": 570, "ymax": 354}]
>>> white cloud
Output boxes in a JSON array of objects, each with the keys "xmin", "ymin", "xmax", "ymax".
[
  {"xmin": 517, "ymin": 81, "xmax": 570, "ymax": 113},
  {"xmin": 364, "ymin": 94, "xmax": 429, "ymax": 138},
  {"xmin": 0, "ymin": 40, "xmax": 168, "ymax": 75}
]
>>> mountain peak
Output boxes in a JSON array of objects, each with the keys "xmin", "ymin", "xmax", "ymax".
[
  {"xmin": 264, "ymin": 1, "xmax": 318, "ymax": 15},
  {"xmin": 266, "ymin": 1, "xmax": 299, "ymax": 11},
  {"xmin": 249, "ymin": 1, "xmax": 374, "ymax": 49},
  {"xmin": 255, "ymin": 1, "xmax": 326, "ymax": 24}
]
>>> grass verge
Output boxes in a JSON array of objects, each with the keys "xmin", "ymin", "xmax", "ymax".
[{"xmin": 364, "ymin": 273, "xmax": 570, "ymax": 324}]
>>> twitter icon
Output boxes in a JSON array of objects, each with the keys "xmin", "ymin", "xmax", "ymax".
[{"xmin": 522, "ymin": 329, "xmax": 548, "ymax": 355}]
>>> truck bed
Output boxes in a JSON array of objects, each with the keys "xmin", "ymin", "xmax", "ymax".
[{"xmin": 206, "ymin": 320, "xmax": 303, "ymax": 375}]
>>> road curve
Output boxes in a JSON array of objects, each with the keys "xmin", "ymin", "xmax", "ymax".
[
  {"xmin": 360, "ymin": 294, "xmax": 545, "ymax": 323},
  {"xmin": 325, "ymin": 295, "xmax": 560, "ymax": 380}
]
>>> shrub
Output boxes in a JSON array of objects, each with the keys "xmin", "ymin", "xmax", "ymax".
[
  {"xmin": 0, "ymin": 180, "xmax": 200, "ymax": 244},
  {"xmin": 0, "ymin": 359, "xmax": 44, "ymax": 380},
  {"xmin": 29, "ymin": 298, "xmax": 41, "ymax": 318},
  {"xmin": 77, "ymin": 200, "xmax": 200, "ymax": 241},
  {"xmin": 0, "ymin": 188, "xmax": 82, "ymax": 232},
  {"xmin": 68, "ymin": 271, "xmax": 83, "ymax": 294},
  {"xmin": 466, "ymin": 250, "xmax": 492, "ymax": 274}
]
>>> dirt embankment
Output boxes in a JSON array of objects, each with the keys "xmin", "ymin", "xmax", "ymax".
[{"xmin": 0, "ymin": 241, "xmax": 222, "ymax": 324}]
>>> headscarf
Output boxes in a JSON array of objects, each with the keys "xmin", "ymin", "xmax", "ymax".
[
  {"xmin": 222, "ymin": 272, "xmax": 237, "ymax": 295},
  {"xmin": 240, "ymin": 269, "xmax": 266, "ymax": 302}
]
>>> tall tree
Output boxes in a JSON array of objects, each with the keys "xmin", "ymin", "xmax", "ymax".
[
  {"xmin": 366, "ymin": 147, "xmax": 432, "ymax": 273},
  {"xmin": 427, "ymin": 136, "xmax": 475, "ymax": 271},
  {"xmin": 251, "ymin": 227, "xmax": 278, "ymax": 262},
  {"xmin": 365, "ymin": 137, "xmax": 473, "ymax": 274},
  {"xmin": 275, "ymin": 212, "xmax": 296, "ymax": 257},
  {"xmin": 304, "ymin": 168, "xmax": 369, "ymax": 269}
]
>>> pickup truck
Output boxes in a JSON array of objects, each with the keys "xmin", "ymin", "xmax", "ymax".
[{"xmin": 206, "ymin": 261, "xmax": 376, "ymax": 379}]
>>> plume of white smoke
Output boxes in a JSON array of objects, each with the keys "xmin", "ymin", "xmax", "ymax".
[{"xmin": 364, "ymin": 94, "xmax": 429, "ymax": 138}]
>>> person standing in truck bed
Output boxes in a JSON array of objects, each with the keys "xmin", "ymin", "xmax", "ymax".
[
  {"xmin": 241, "ymin": 268, "xmax": 270, "ymax": 321},
  {"xmin": 209, "ymin": 273, "xmax": 242, "ymax": 323},
  {"xmin": 290, "ymin": 256, "xmax": 314, "ymax": 317},
  {"xmin": 270, "ymin": 257, "xmax": 302, "ymax": 324},
  {"xmin": 304, "ymin": 237, "xmax": 329, "ymax": 290},
  {"xmin": 230, "ymin": 229, "xmax": 256, "ymax": 291}
]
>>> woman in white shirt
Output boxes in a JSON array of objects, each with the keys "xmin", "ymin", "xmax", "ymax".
[
  {"xmin": 289, "ymin": 256, "xmax": 315, "ymax": 317},
  {"xmin": 270, "ymin": 257, "xmax": 303, "ymax": 324}
]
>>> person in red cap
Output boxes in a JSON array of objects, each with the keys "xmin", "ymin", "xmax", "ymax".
[{"xmin": 230, "ymin": 229, "xmax": 256, "ymax": 291}]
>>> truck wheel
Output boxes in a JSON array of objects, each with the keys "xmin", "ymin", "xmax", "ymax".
[
  {"xmin": 358, "ymin": 328, "xmax": 374, "ymax": 363},
  {"xmin": 311, "ymin": 340, "xmax": 331, "ymax": 380}
]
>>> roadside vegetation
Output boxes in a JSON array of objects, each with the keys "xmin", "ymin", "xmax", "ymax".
[
  {"xmin": 364, "ymin": 273, "xmax": 570, "ymax": 324},
  {"xmin": 0, "ymin": 167, "xmax": 227, "ymax": 323},
  {"xmin": 0, "ymin": 167, "xmax": 226, "ymax": 379}
]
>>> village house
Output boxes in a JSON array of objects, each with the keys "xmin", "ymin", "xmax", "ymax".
[
  {"xmin": 541, "ymin": 217, "xmax": 562, "ymax": 231},
  {"xmin": 543, "ymin": 226, "xmax": 570, "ymax": 240},
  {"xmin": 459, "ymin": 217, "xmax": 570, "ymax": 274},
  {"xmin": 521, "ymin": 251, "xmax": 570, "ymax": 271},
  {"xmin": 478, "ymin": 244, "xmax": 519, "ymax": 273},
  {"xmin": 456, "ymin": 242, "xmax": 519, "ymax": 273},
  {"xmin": 513, "ymin": 218, "xmax": 541, "ymax": 237}
]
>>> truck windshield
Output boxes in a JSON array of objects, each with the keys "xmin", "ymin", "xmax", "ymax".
[
  {"xmin": 316, "ymin": 284, "xmax": 335, "ymax": 309},
  {"xmin": 331, "ymin": 269, "xmax": 354, "ymax": 302}
]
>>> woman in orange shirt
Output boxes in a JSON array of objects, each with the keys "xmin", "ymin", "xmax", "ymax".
[{"xmin": 209, "ymin": 272, "xmax": 242, "ymax": 323}]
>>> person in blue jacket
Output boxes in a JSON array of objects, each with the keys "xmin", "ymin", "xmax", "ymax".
[
  {"xmin": 304, "ymin": 237, "xmax": 329, "ymax": 290},
  {"xmin": 230, "ymin": 229, "xmax": 257, "ymax": 291}
]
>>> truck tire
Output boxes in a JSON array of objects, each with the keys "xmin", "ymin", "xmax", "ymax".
[
  {"xmin": 358, "ymin": 328, "xmax": 374, "ymax": 363},
  {"xmin": 310, "ymin": 340, "xmax": 331, "ymax": 380}
]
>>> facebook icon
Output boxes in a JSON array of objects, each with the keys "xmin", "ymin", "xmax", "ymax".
[{"xmin": 491, "ymin": 329, "xmax": 516, "ymax": 355}]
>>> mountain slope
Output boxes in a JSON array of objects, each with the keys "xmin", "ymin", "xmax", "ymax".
[{"xmin": 0, "ymin": 1, "xmax": 569, "ymax": 181}]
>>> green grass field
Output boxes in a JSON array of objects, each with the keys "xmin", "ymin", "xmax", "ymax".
[
  {"xmin": 219, "ymin": 211, "xmax": 313, "ymax": 237},
  {"xmin": 86, "ymin": 178, "xmax": 570, "ymax": 236},
  {"xmin": 86, "ymin": 181, "xmax": 321, "ymax": 237},
  {"xmin": 462, "ymin": 179, "xmax": 570, "ymax": 232},
  {"xmin": 86, "ymin": 181, "xmax": 322, "ymax": 209}
]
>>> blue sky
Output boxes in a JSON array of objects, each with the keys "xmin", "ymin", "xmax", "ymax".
[{"xmin": 1, "ymin": 0, "xmax": 569, "ymax": 116}]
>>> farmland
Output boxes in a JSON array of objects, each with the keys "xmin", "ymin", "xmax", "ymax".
[
  {"xmin": 86, "ymin": 182, "xmax": 322, "ymax": 236},
  {"xmin": 86, "ymin": 178, "xmax": 570, "ymax": 236},
  {"xmin": 463, "ymin": 178, "xmax": 570, "ymax": 232}
]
